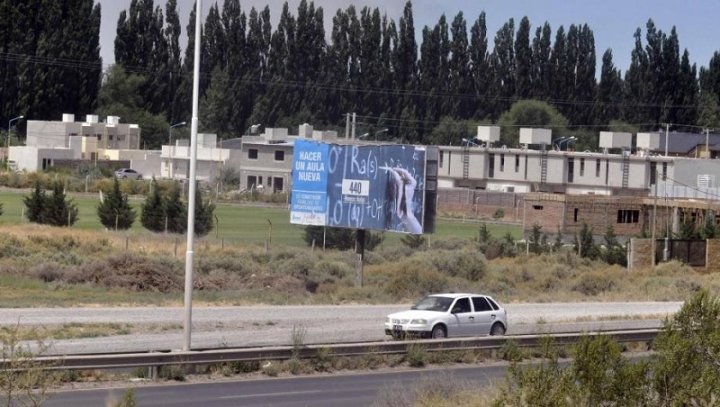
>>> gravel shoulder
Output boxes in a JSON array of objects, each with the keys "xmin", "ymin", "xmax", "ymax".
[{"xmin": 0, "ymin": 302, "xmax": 682, "ymax": 355}]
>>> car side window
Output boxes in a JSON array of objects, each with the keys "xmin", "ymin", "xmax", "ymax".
[
  {"xmin": 472, "ymin": 297, "xmax": 492, "ymax": 312},
  {"xmin": 452, "ymin": 298, "xmax": 471, "ymax": 314},
  {"xmin": 487, "ymin": 298, "xmax": 500, "ymax": 311}
]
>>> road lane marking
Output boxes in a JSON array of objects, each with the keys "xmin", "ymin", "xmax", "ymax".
[{"xmin": 218, "ymin": 390, "xmax": 323, "ymax": 399}]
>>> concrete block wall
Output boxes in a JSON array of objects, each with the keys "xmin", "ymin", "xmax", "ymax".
[
  {"xmin": 628, "ymin": 238, "xmax": 653, "ymax": 271},
  {"xmin": 706, "ymin": 240, "xmax": 720, "ymax": 273}
]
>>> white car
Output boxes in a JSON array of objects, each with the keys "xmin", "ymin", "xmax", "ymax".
[
  {"xmin": 115, "ymin": 168, "xmax": 142, "ymax": 180},
  {"xmin": 385, "ymin": 293, "xmax": 507, "ymax": 339}
]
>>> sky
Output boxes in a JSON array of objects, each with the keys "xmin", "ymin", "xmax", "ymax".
[{"xmin": 97, "ymin": 0, "xmax": 720, "ymax": 75}]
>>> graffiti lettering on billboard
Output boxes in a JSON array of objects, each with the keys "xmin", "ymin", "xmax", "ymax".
[{"xmin": 291, "ymin": 139, "xmax": 426, "ymax": 234}]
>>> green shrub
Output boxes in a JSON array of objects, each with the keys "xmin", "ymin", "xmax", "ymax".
[
  {"xmin": 158, "ymin": 365, "xmax": 185, "ymax": 381},
  {"xmin": 572, "ymin": 271, "xmax": 616, "ymax": 296},
  {"xmin": 429, "ymin": 250, "xmax": 487, "ymax": 281},
  {"xmin": 261, "ymin": 361, "xmax": 280, "ymax": 377},
  {"xmin": 406, "ymin": 343, "xmax": 427, "ymax": 367},
  {"xmin": 384, "ymin": 259, "xmax": 448, "ymax": 298}
]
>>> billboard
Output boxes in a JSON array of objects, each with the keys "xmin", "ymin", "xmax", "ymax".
[{"xmin": 290, "ymin": 139, "xmax": 432, "ymax": 234}]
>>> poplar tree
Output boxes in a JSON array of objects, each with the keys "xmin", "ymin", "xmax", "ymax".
[
  {"xmin": 489, "ymin": 19, "xmax": 515, "ymax": 118},
  {"xmin": 448, "ymin": 12, "xmax": 472, "ymax": 118},
  {"xmin": 596, "ymin": 49, "xmax": 623, "ymax": 124},
  {"xmin": 514, "ymin": 17, "xmax": 532, "ymax": 99},
  {"xmin": 469, "ymin": 12, "xmax": 491, "ymax": 119}
]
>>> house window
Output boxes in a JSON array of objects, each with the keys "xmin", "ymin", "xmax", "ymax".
[
  {"xmin": 568, "ymin": 158, "xmax": 574, "ymax": 183},
  {"xmin": 247, "ymin": 176, "xmax": 257, "ymax": 189},
  {"xmin": 617, "ymin": 209, "xmax": 640, "ymax": 224},
  {"xmin": 439, "ymin": 151, "xmax": 444, "ymax": 168},
  {"xmin": 662, "ymin": 162, "xmax": 667, "ymax": 180},
  {"xmin": 574, "ymin": 208, "xmax": 579, "ymax": 222},
  {"xmin": 109, "ymin": 135, "xmax": 114, "ymax": 141},
  {"xmin": 248, "ymin": 149, "xmax": 258, "ymax": 159},
  {"xmin": 274, "ymin": 150, "xmax": 285, "ymax": 161},
  {"xmin": 273, "ymin": 177, "xmax": 284, "ymax": 192},
  {"xmin": 500, "ymin": 154, "xmax": 505, "ymax": 171},
  {"xmin": 580, "ymin": 158, "xmax": 585, "ymax": 176},
  {"xmin": 596, "ymin": 159, "xmax": 601, "ymax": 177},
  {"xmin": 533, "ymin": 205, "xmax": 544, "ymax": 210},
  {"xmin": 650, "ymin": 162, "xmax": 657, "ymax": 185},
  {"xmin": 515, "ymin": 155, "xmax": 520, "ymax": 172},
  {"xmin": 258, "ymin": 176, "xmax": 263, "ymax": 185},
  {"xmin": 488, "ymin": 154, "xmax": 495, "ymax": 178}
]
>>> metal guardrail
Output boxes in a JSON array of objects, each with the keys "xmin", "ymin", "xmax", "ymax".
[{"xmin": 16, "ymin": 329, "xmax": 659, "ymax": 371}]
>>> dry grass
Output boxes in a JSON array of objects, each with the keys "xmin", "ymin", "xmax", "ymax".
[{"xmin": 1, "ymin": 225, "xmax": 719, "ymax": 307}]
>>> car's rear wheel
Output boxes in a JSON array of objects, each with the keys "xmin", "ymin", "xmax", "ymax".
[
  {"xmin": 431, "ymin": 325, "xmax": 447, "ymax": 339},
  {"xmin": 490, "ymin": 322, "xmax": 506, "ymax": 336}
]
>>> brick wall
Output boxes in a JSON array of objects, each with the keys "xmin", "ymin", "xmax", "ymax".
[{"xmin": 437, "ymin": 189, "xmax": 523, "ymax": 221}]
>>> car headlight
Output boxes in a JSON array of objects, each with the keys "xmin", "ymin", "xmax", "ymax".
[{"xmin": 410, "ymin": 319, "xmax": 427, "ymax": 325}]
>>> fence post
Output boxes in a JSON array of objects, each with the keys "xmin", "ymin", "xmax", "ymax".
[{"xmin": 174, "ymin": 237, "xmax": 178, "ymax": 257}]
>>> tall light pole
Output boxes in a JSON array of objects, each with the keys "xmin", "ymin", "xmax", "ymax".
[
  {"xmin": 6, "ymin": 115, "xmax": 24, "ymax": 172},
  {"xmin": 183, "ymin": 0, "xmax": 202, "ymax": 352},
  {"xmin": 555, "ymin": 136, "xmax": 576, "ymax": 151},
  {"xmin": 168, "ymin": 121, "xmax": 186, "ymax": 179}
]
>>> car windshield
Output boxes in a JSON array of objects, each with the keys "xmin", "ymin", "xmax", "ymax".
[{"xmin": 411, "ymin": 296, "xmax": 453, "ymax": 312}]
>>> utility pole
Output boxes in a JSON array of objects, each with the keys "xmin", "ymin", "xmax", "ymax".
[
  {"xmin": 651, "ymin": 175, "xmax": 657, "ymax": 266},
  {"xmin": 705, "ymin": 128, "xmax": 710, "ymax": 158},
  {"xmin": 351, "ymin": 113, "xmax": 356, "ymax": 140},
  {"xmin": 345, "ymin": 113, "xmax": 350, "ymax": 139}
]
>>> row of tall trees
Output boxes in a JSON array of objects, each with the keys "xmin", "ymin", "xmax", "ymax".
[
  {"xmin": 0, "ymin": 0, "xmax": 102, "ymax": 128},
  {"xmin": 3, "ymin": 0, "xmax": 720, "ymax": 147}
]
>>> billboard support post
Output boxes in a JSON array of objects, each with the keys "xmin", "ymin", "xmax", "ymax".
[{"xmin": 355, "ymin": 229, "xmax": 365, "ymax": 287}]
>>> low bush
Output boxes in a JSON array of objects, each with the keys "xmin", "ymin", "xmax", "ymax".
[
  {"xmin": 384, "ymin": 259, "xmax": 448, "ymax": 299},
  {"xmin": 428, "ymin": 250, "xmax": 487, "ymax": 281},
  {"xmin": 572, "ymin": 271, "xmax": 617, "ymax": 296}
]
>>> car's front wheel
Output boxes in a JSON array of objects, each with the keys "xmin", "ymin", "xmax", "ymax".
[
  {"xmin": 490, "ymin": 322, "xmax": 506, "ymax": 336},
  {"xmin": 431, "ymin": 325, "xmax": 447, "ymax": 339}
]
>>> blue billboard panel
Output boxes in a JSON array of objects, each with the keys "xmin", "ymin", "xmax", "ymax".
[
  {"xmin": 290, "ymin": 139, "xmax": 427, "ymax": 234},
  {"xmin": 290, "ymin": 140, "xmax": 330, "ymax": 225}
]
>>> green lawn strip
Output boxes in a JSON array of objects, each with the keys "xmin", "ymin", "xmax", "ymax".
[{"xmin": 0, "ymin": 190, "xmax": 521, "ymax": 248}]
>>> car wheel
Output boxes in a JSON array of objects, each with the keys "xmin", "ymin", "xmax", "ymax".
[
  {"xmin": 490, "ymin": 323, "xmax": 506, "ymax": 336},
  {"xmin": 431, "ymin": 325, "xmax": 447, "ymax": 339}
]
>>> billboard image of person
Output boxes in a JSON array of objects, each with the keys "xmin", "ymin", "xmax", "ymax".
[{"xmin": 290, "ymin": 139, "xmax": 427, "ymax": 234}]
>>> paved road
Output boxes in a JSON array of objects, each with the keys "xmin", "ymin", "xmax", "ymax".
[
  {"xmin": 44, "ymin": 364, "xmax": 511, "ymax": 407},
  {"xmin": 0, "ymin": 302, "xmax": 681, "ymax": 354}
]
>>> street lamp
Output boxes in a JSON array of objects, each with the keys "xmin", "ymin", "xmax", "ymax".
[
  {"xmin": 169, "ymin": 121, "xmax": 187, "ymax": 145},
  {"xmin": 7, "ymin": 115, "xmax": 24, "ymax": 149},
  {"xmin": 359, "ymin": 128, "xmax": 389, "ymax": 141},
  {"xmin": 555, "ymin": 136, "xmax": 576, "ymax": 151},
  {"xmin": 247, "ymin": 124, "xmax": 261, "ymax": 135},
  {"xmin": 6, "ymin": 115, "xmax": 24, "ymax": 172},
  {"xmin": 168, "ymin": 121, "xmax": 187, "ymax": 179}
]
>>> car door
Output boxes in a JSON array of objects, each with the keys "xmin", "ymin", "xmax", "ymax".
[
  {"xmin": 471, "ymin": 296, "xmax": 495, "ymax": 335},
  {"xmin": 449, "ymin": 297, "xmax": 473, "ymax": 336}
]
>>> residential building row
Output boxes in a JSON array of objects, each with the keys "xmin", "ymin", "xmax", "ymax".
[{"xmin": 8, "ymin": 116, "xmax": 720, "ymax": 238}]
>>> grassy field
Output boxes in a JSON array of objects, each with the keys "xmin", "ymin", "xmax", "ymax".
[{"xmin": 0, "ymin": 190, "xmax": 521, "ymax": 248}]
